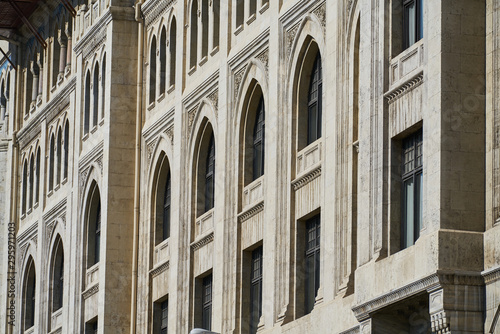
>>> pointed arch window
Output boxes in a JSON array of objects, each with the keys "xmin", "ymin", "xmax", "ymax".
[
  {"xmin": 64, "ymin": 122, "xmax": 69, "ymax": 179},
  {"xmin": 201, "ymin": 0, "xmax": 209, "ymax": 58},
  {"xmin": 52, "ymin": 24, "xmax": 61, "ymax": 87},
  {"xmin": 155, "ymin": 154, "xmax": 172, "ymax": 244},
  {"xmin": 150, "ymin": 36, "xmax": 157, "ymax": 104},
  {"xmin": 51, "ymin": 237, "xmax": 64, "ymax": 311},
  {"xmin": 101, "ymin": 55, "xmax": 106, "ymax": 120},
  {"xmin": 205, "ymin": 135, "xmax": 215, "ymax": 212},
  {"xmin": 252, "ymin": 97, "xmax": 265, "ymax": 180},
  {"xmin": 57, "ymin": 129, "xmax": 62, "ymax": 186},
  {"xmin": 93, "ymin": 63, "xmax": 99, "ymax": 127},
  {"xmin": 84, "ymin": 71, "xmax": 91, "ymax": 135},
  {"xmin": 160, "ymin": 28, "xmax": 167, "ymax": 95},
  {"xmin": 29, "ymin": 155, "xmax": 34, "ymax": 209},
  {"xmin": 87, "ymin": 185, "xmax": 101, "ymax": 267},
  {"xmin": 169, "ymin": 18, "xmax": 177, "ymax": 87},
  {"xmin": 22, "ymin": 160, "xmax": 27, "ymax": 215},
  {"xmin": 23, "ymin": 257, "xmax": 36, "ymax": 330},
  {"xmin": 307, "ymin": 53, "xmax": 322, "ymax": 145},
  {"xmin": 190, "ymin": 0, "xmax": 198, "ymax": 69},
  {"xmin": 163, "ymin": 172, "xmax": 171, "ymax": 241},
  {"xmin": 35, "ymin": 148, "xmax": 40, "ymax": 204},
  {"xmin": 49, "ymin": 134, "xmax": 55, "ymax": 192}
]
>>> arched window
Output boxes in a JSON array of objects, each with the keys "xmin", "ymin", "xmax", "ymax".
[
  {"xmin": 160, "ymin": 27, "xmax": 167, "ymax": 95},
  {"xmin": 212, "ymin": 0, "xmax": 220, "ymax": 49},
  {"xmin": 155, "ymin": 154, "xmax": 171, "ymax": 244},
  {"xmin": 56, "ymin": 128, "xmax": 62, "ymax": 186},
  {"xmin": 22, "ymin": 160, "xmax": 27, "ymax": 215},
  {"xmin": 101, "ymin": 55, "xmax": 106, "ymax": 120},
  {"xmin": 64, "ymin": 121, "xmax": 69, "ymax": 179},
  {"xmin": 205, "ymin": 134, "xmax": 215, "ymax": 212},
  {"xmin": 49, "ymin": 134, "xmax": 55, "ymax": 192},
  {"xmin": 149, "ymin": 36, "xmax": 157, "ymax": 104},
  {"xmin": 29, "ymin": 155, "xmax": 34, "ymax": 209},
  {"xmin": 190, "ymin": 0, "xmax": 198, "ymax": 69},
  {"xmin": 23, "ymin": 257, "xmax": 36, "ymax": 330},
  {"xmin": 307, "ymin": 53, "xmax": 322, "ymax": 145},
  {"xmin": 201, "ymin": 0, "xmax": 209, "ymax": 58},
  {"xmin": 252, "ymin": 97, "xmax": 265, "ymax": 180},
  {"xmin": 86, "ymin": 184, "xmax": 101, "ymax": 267},
  {"xmin": 84, "ymin": 71, "xmax": 90, "ymax": 135},
  {"xmin": 35, "ymin": 148, "xmax": 40, "ymax": 204},
  {"xmin": 169, "ymin": 18, "xmax": 177, "ymax": 87},
  {"xmin": 93, "ymin": 63, "xmax": 99, "ymax": 127},
  {"xmin": 51, "ymin": 237, "xmax": 64, "ymax": 312}
]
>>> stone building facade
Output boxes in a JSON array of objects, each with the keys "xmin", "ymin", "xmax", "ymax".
[{"xmin": 0, "ymin": 0, "xmax": 496, "ymax": 333}]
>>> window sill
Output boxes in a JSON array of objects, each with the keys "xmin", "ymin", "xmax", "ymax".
[
  {"xmin": 47, "ymin": 190, "xmax": 53, "ymax": 198},
  {"xmin": 167, "ymin": 84, "xmax": 175, "ymax": 94},
  {"xmin": 246, "ymin": 14, "xmax": 256, "ymax": 25},
  {"xmin": 234, "ymin": 24, "xmax": 244, "ymax": 36},
  {"xmin": 157, "ymin": 92, "xmax": 166, "ymax": 103},
  {"xmin": 259, "ymin": 2, "xmax": 269, "ymax": 14},
  {"xmin": 62, "ymin": 177, "xmax": 67, "ymax": 185},
  {"xmin": 33, "ymin": 202, "xmax": 39, "ymax": 210},
  {"xmin": 99, "ymin": 118, "xmax": 105, "ymax": 126},
  {"xmin": 20, "ymin": 213, "xmax": 26, "ymax": 220},
  {"xmin": 198, "ymin": 56, "xmax": 208, "ymax": 67},
  {"xmin": 82, "ymin": 133, "xmax": 89, "ymax": 141},
  {"xmin": 188, "ymin": 66, "xmax": 196, "ymax": 76},
  {"xmin": 210, "ymin": 46, "xmax": 219, "ymax": 57},
  {"xmin": 90, "ymin": 125, "xmax": 98, "ymax": 134},
  {"xmin": 27, "ymin": 208, "xmax": 32, "ymax": 215},
  {"xmin": 54, "ymin": 183, "xmax": 60, "ymax": 191},
  {"xmin": 147, "ymin": 101, "xmax": 156, "ymax": 111}
]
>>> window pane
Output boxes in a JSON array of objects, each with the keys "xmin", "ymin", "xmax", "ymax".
[
  {"xmin": 403, "ymin": 178, "xmax": 415, "ymax": 248},
  {"xmin": 308, "ymin": 104, "xmax": 318, "ymax": 144},
  {"xmin": 405, "ymin": 1, "xmax": 416, "ymax": 47},
  {"xmin": 305, "ymin": 254, "xmax": 315, "ymax": 314},
  {"xmin": 415, "ymin": 172, "xmax": 423, "ymax": 237}
]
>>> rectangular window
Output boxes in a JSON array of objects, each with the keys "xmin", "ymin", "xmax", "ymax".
[
  {"xmin": 250, "ymin": 246, "xmax": 263, "ymax": 334},
  {"xmin": 401, "ymin": 129, "xmax": 423, "ymax": 249},
  {"xmin": 85, "ymin": 319, "xmax": 98, "ymax": 334},
  {"xmin": 202, "ymin": 274, "xmax": 212, "ymax": 330},
  {"xmin": 305, "ymin": 214, "xmax": 320, "ymax": 314},
  {"xmin": 161, "ymin": 300, "xmax": 168, "ymax": 334},
  {"xmin": 403, "ymin": 0, "xmax": 423, "ymax": 49}
]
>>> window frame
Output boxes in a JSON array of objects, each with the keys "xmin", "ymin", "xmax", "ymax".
[
  {"xmin": 204, "ymin": 135, "xmax": 215, "ymax": 213},
  {"xmin": 252, "ymin": 97, "xmax": 265, "ymax": 181},
  {"xmin": 249, "ymin": 246, "xmax": 263, "ymax": 334},
  {"xmin": 403, "ymin": 0, "xmax": 423, "ymax": 50},
  {"xmin": 306, "ymin": 53, "xmax": 322, "ymax": 146},
  {"xmin": 304, "ymin": 214, "xmax": 320, "ymax": 314},
  {"xmin": 202, "ymin": 274, "xmax": 212, "ymax": 330}
]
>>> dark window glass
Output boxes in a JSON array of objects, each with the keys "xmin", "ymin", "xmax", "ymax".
[
  {"xmin": 29, "ymin": 156, "xmax": 34, "ymax": 209},
  {"xmin": 402, "ymin": 129, "xmax": 423, "ymax": 249},
  {"xmin": 95, "ymin": 202, "xmax": 101, "ymax": 264},
  {"xmin": 202, "ymin": 275, "xmax": 212, "ymax": 330},
  {"xmin": 49, "ymin": 136, "xmax": 55, "ymax": 191},
  {"xmin": 22, "ymin": 161, "xmax": 27, "ymax": 214},
  {"xmin": 307, "ymin": 54, "xmax": 322, "ymax": 145},
  {"xmin": 163, "ymin": 171, "xmax": 171, "ymax": 241},
  {"xmin": 24, "ymin": 259, "xmax": 36, "ymax": 329},
  {"xmin": 160, "ymin": 28, "xmax": 167, "ymax": 94},
  {"xmin": 35, "ymin": 149, "xmax": 40, "ymax": 203},
  {"xmin": 150, "ymin": 37, "xmax": 157, "ymax": 104},
  {"xmin": 403, "ymin": 0, "xmax": 423, "ymax": 49},
  {"xmin": 205, "ymin": 135, "xmax": 215, "ymax": 212},
  {"xmin": 53, "ymin": 240, "xmax": 64, "ymax": 311},
  {"xmin": 305, "ymin": 214, "xmax": 320, "ymax": 314},
  {"xmin": 250, "ymin": 246, "xmax": 263, "ymax": 334},
  {"xmin": 252, "ymin": 97, "xmax": 265, "ymax": 180},
  {"xmin": 84, "ymin": 73, "xmax": 90, "ymax": 135},
  {"xmin": 161, "ymin": 300, "xmax": 168, "ymax": 334},
  {"xmin": 64, "ymin": 124, "xmax": 69, "ymax": 179}
]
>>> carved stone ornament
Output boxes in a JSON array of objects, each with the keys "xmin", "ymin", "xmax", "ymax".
[
  {"xmin": 82, "ymin": 29, "xmax": 106, "ymax": 61},
  {"xmin": 256, "ymin": 48, "xmax": 269, "ymax": 75},
  {"xmin": 96, "ymin": 156, "xmax": 103, "ymax": 175},
  {"xmin": 188, "ymin": 103, "xmax": 200, "ymax": 134},
  {"xmin": 147, "ymin": 137, "xmax": 159, "ymax": 167},
  {"xmin": 312, "ymin": 2, "xmax": 326, "ymax": 30},
  {"xmin": 45, "ymin": 221, "xmax": 56, "ymax": 248},
  {"xmin": 150, "ymin": 260, "xmax": 170, "ymax": 278},
  {"xmin": 286, "ymin": 23, "xmax": 300, "ymax": 60},
  {"xmin": 207, "ymin": 89, "xmax": 219, "ymax": 118},
  {"xmin": 347, "ymin": 0, "xmax": 354, "ymax": 15},
  {"xmin": 79, "ymin": 168, "xmax": 90, "ymax": 199},
  {"xmin": 234, "ymin": 66, "xmax": 247, "ymax": 98},
  {"xmin": 165, "ymin": 126, "xmax": 174, "ymax": 146},
  {"xmin": 431, "ymin": 311, "xmax": 450, "ymax": 333}
]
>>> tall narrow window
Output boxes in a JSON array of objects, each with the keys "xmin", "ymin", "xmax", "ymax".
[
  {"xmin": 22, "ymin": 161, "xmax": 27, "ymax": 215},
  {"xmin": 29, "ymin": 155, "xmax": 34, "ymax": 209},
  {"xmin": 249, "ymin": 246, "xmax": 263, "ymax": 334},
  {"xmin": 25, "ymin": 61, "xmax": 33, "ymax": 116},
  {"xmin": 52, "ymin": 25, "xmax": 61, "ymax": 87},
  {"xmin": 307, "ymin": 54, "xmax": 322, "ymax": 145},
  {"xmin": 101, "ymin": 56, "xmax": 106, "ymax": 120},
  {"xmin": 252, "ymin": 97, "xmax": 265, "ymax": 180},
  {"xmin": 212, "ymin": 0, "xmax": 220, "ymax": 49},
  {"xmin": 160, "ymin": 27, "xmax": 167, "ymax": 94},
  {"xmin": 95, "ymin": 202, "xmax": 101, "ymax": 264},
  {"xmin": 35, "ymin": 148, "xmax": 40, "ymax": 204},
  {"xmin": 401, "ymin": 129, "xmax": 423, "ymax": 249},
  {"xmin": 87, "ymin": 185, "xmax": 101, "ymax": 267},
  {"xmin": 49, "ymin": 135, "xmax": 55, "ymax": 192},
  {"xmin": 163, "ymin": 172, "xmax": 171, "ymax": 241},
  {"xmin": 305, "ymin": 214, "xmax": 320, "ymax": 314},
  {"xmin": 236, "ymin": 0, "xmax": 244, "ymax": 27},
  {"xmin": 403, "ymin": 0, "xmax": 423, "ymax": 49},
  {"xmin": 23, "ymin": 257, "xmax": 36, "ymax": 330},
  {"xmin": 84, "ymin": 72, "xmax": 90, "ymax": 135},
  {"xmin": 202, "ymin": 275, "xmax": 212, "ymax": 330},
  {"xmin": 56, "ymin": 129, "xmax": 62, "ymax": 186},
  {"xmin": 169, "ymin": 18, "xmax": 177, "ymax": 87},
  {"xmin": 161, "ymin": 300, "xmax": 168, "ymax": 334},
  {"xmin": 249, "ymin": 0, "xmax": 257, "ymax": 16},
  {"xmin": 150, "ymin": 36, "xmax": 157, "ymax": 104},
  {"xmin": 190, "ymin": 0, "xmax": 198, "ymax": 69},
  {"xmin": 52, "ymin": 237, "xmax": 64, "ymax": 311},
  {"xmin": 64, "ymin": 122, "xmax": 69, "ymax": 179},
  {"xmin": 93, "ymin": 63, "xmax": 99, "ymax": 127},
  {"xmin": 205, "ymin": 135, "xmax": 215, "ymax": 212},
  {"xmin": 201, "ymin": 0, "xmax": 209, "ymax": 58}
]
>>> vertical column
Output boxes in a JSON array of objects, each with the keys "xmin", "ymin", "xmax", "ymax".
[
  {"xmin": 30, "ymin": 61, "xmax": 39, "ymax": 109},
  {"xmin": 36, "ymin": 53, "xmax": 43, "ymax": 104},
  {"xmin": 58, "ymin": 32, "xmax": 67, "ymax": 82},
  {"xmin": 65, "ymin": 22, "xmax": 72, "ymax": 75},
  {"xmin": 166, "ymin": 38, "xmax": 171, "ymax": 89},
  {"xmin": 208, "ymin": 0, "xmax": 214, "ymax": 54}
]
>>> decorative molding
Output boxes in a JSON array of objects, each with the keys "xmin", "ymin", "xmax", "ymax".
[
  {"xmin": 207, "ymin": 89, "xmax": 219, "ymax": 118},
  {"xmin": 347, "ymin": 0, "xmax": 354, "ymax": 14},
  {"xmin": 234, "ymin": 66, "xmax": 247, "ymax": 98},
  {"xmin": 489, "ymin": 303, "xmax": 500, "ymax": 333},
  {"xmin": 78, "ymin": 141, "xmax": 104, "ymax": 198},
  {"xmin": 286, "ymin": 23, "xmax": 300, "ymax": 60},
  {"xmin": 483, "ymin": 266, "xmax": 500, "ymax": 284},
  {"xmin": 312, "ymin": 2, "xmax": 326, "ymax": 30},
  {"xmin": 45, "ymin": 220, "xmax": 56, "ymax": 249},
  {"xmin": 150, "ymin": 260, "xmax": 170, "ymax": 278},
  {"xmin": 164, "ymin": 125, "xmax": 174, "ymax": 146},
  {"xmin": 96, "ymin": 156, "xmax": 103, "ymax": 175},
  {"xmin": 384, "ymin": 72, "xmax": 424, "ymax": 104},
  {"xmin": 82, "ymin": 283, "xmax": 99, "ymax": 299},
  {"xmin": 339, "ymin": 326, "xmax": 360, "ymax": 334},
  {"xmin": 431, "ymin": 310, "xmax": 450, "ymax": 333},
  {"xmin": 143, "ymin": 0, "xmax": 175, "ymax": 27},
  {"xmin": 146, "ymin": 137, "xmax": 159, "ymax": 167},
  {"xmin": 291, "ymin": 165, "xmax": 322, "ymax": 191},
  {"xmin": 255, "ymin": 48, "xmax": 269, "ymax": 75},
  {"xmin": 188, "ymin": 103, "xmax": 200, "ymax": 134},
  {"xmin": 238, "ymin": 201, "xmax": 264, "ymax": 223},
  {"xmin": 190, "ymin": 231, "xmax": 214, "ymax": 251},
  {"xmin": 79, "ymin": 168, "xmax": 90, "ymax": 199}
]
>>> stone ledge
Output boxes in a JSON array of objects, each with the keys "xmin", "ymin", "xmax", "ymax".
[
  {"xmin": 238, "ymin": 201, "xmax": 264, "ymax": 223},
  {"xmin": 291, "ymin": 165, "xmax": 321, "ymax": 191},
  {"xmin": 483, "ymin": 266, "xmax": 500, "ymax": 284},
  {"xmin": 150, "ymin": 260, "xmax": 170, "ymax": 278},
  {"xmin": 190, "ymin": 231, "xmax": 214, "ymax": 251},
  {"xmin": 82, "ymin": 283, "xmax": 99, "ymax": 299},
  {"xmin": 384, "ymin": 71, "xmax": 423, "ymax": 104}
]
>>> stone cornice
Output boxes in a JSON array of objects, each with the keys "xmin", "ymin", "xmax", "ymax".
[
  {"xmin": 291, "ymin": 165, "xmax": 321, "ymax": 191},
  {"xmin": 17, "ymin": 77, "xmax": 76, "ymax": 150},
  {"xmin": 190, "ymin": 231, "xmax": 214, "ymax": 251},
  {"xmin": 227, "ymin": 28, "xmax": 269, "ymax": 70},
  {"xmin": 142, "ymin": 106, "xmax": 175, "ymax": 142},
  {"xmin": 339, "ymin": 326, "xmax": 360, "ymax": 334},
  {"xmin": 352, "ymin": 271, "xmax": 484, "ymax": 321},
  {"xmin": 42, "ymin": 197, "xmax": 67, "ymax": 223},
  {"xmin": 150, "ymin": 260, "xmax": 170, "ymax": 278},
  {"xmin": 182, "ymin": 70, "xmax": 219, "ymax": 113},
  {"xmin": 74, "ymin": 9, "xmax": 111, "ymax": 59},
  {"xmin": 384, "ymin": 71, "xmax": 424, "ymax": 104},
  {"xmin": 82, "ymin": 283, "xmax": 99, "ymax": 299},
  {"xmin": 142, "ymin": 0, "xmax": 176, "ymax": 27},
  {"xmin": 483, "ymin": 266, "xmax": 500, "ymax": 284},
  {"xmin": 238, "ymin": 201, "xmax": 264, "ymax": 223},
  {"xmin": 79, "ymin": 141, "xmax": 104, "ymax": 170}
]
